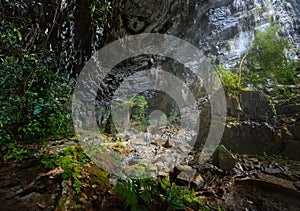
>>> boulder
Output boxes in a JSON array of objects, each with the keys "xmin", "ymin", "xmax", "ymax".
[
  {"xmin": 192, "ymin": 174, "xmax": 205, "ymax": 190},
  {"xmin": 221, "ymin": 121, "xmax": 276, "ymax": 155},
  {"xmin": 176, "ymin": 143, "xmax": 192, "ymax": 154},
  {"xmin": 212, "ymin": 145, "xmax": 236, "ymax": 171},
  {"xmin": 175, "ymin": 164, "xmax": 193, "ymax": 172},
  {"xmin": 282, "ymin": 140, "xmax": 300, "ymax": 160},
  {"xmin": 239, "ymin": 91, "xmax": 275, "ymax": 121},
  {"xmin": 177, "ymin": 168, "xmax": 197, "ymax": 183}
]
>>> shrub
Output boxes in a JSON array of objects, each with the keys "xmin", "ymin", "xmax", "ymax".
[
  {"xmin": 130, "ymin": 95, "xmax": 149, "ymax": 131},
  {"xmin": 0, "ymin": 22, "xmax": 73, "ymax": 144},
  {"xmin": 216, "ymin": 64, "xmax": 242, "ymax": 96},
  {"xmin": 245, "ymin": 24, "xmax": 298, "ymax": 94}
]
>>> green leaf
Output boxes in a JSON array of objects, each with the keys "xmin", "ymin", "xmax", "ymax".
[
  {"xmin": 34, "ymin": 105, "xmax": 42, "ymax": 115},
  {"xmin": 13, "ymin": 28, "xmax": 22, "ymax": 41},
  {"xmin": 166, "ymin": 192, "xmax": 185, "ymax": 210}
]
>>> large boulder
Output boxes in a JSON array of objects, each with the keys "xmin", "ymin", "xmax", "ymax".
[
  {"xmin": 239, "ymin": 91, "xmax": 275, "ymax": 120},
  {"xmin": 212, "ymin": 145, "xmax": 236, "ymax": 171},
  {"xmin": 221, "ymin": 121, "xmax": 277, "ymax": 155},
  {"xmin": 227, "ymin": 91, "xmax": 275, "ymax": 120}
]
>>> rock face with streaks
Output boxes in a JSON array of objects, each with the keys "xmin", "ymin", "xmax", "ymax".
[
  {"xmin": 99, "ymin": 1, "xmax": 300, "ymax": 159},
  {"xmin": 106, "ymin": 0, "xmax": 300, "ymax": 68},
  {"xmin": 24, "ymin": 0, "xmax": 298, "ymax": 158},
  {"xmin": 10, "ymin": 0, "xmax": 299, "ymax": 84}
]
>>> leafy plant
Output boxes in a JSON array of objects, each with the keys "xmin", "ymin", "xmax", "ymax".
[
  {"xmin": 2, "ymin": 141, "xmax": 28, "ymax": 161},
  {"xmin": 245, "ymin": 24, "xmax": 298, "ymax": 95},
  {"xmin": 218, "ymin": 24, "xmax": 298, "ymax": 99},
  {"xmin": 114, "ymin": 141, "xmax": 126, "ymax": 148},
  {"xmin": 168, "ymin": 111, "xmax": 179, "ymax": 124},
  {"xmin": 115, "ymin": 179, "xmax": 139, "ymax": 210},
  {"xmin": 216, "ymin": 64, "xmax": 243, "ymax": 96},
  {"xmin": 115, "ymin": 178, "xmax": 209, "ymax": 210},
  {"xmin": 90, "ymin": 0, "xmax": 112, "ymax": 28},
  {"xmin": 130, "ymin": 95, "xmax": 149, "ymax": 131},
  {"xmin": 93, "ymin": 171, "xmax": 111, "ymax": 189},
  {"xmin": 41, "ymin": 146, "xmax": 88, "ymax": 193},
  {"xmin": 0, "ymin": 21, "xmax": 73, "ymax": 144}
]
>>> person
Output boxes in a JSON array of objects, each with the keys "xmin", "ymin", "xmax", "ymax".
[{"xmin": 145, "ymin": 127, "xmax": 151, "ymax": 146}]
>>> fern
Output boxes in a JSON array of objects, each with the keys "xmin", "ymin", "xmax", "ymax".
[
  {"xmin": 115, "ymin": 180, "xmax": 138, "ymax": 210},
  {"xmin": 115, "ymin": 178, "xmax": 209, "ymax": 210},
  {"xmin": 166, "ymin": 191, "xmax": 185, "ymax": 210}
]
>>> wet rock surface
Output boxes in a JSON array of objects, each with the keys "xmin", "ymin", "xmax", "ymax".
[
  {"xmin": 13, "ymin": 0, "xmax": 298, "ymax": 79},
  {"xmin": 197, "ymin": 154, "xmax": 300, "ymax": 210}
]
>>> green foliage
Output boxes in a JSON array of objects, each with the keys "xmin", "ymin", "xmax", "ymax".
[
  {"xmin": 2, "ymin": 141, "xmax": 28, "ymax": 161},
  {"xmin": 130, "ymin": 95, "xmax": 148, "ymax": 112},
  {"xmin": 248, "ymin": 24, "xmax": 287, "ymax": 74},
  {"xmin": 0, "ymin": 21, "xmax": 73, "ymax": 144},
  {"xmin": 216, "ymin": 64, "xmax": 242, "ymax": 96},
  {"xmin": 90, "ymin": 0, "xmax": 112, "ymax": 28},
  {"xmin": 115, "ymin": 179, "xmax": 139, "ymax": 210},
  {"xmin": 93, "ymin": 171, "xmax": 111, "ymax": 189},
  {"xmin": 0, "ymin": 0, "xmax": 114, "ymax": 144},
  {"xmin": 115, "ymin": 178, "xmax": 209, "ymax": 211},
  {"xmin": 245, "ymin": 24, "xmax": 298, "ymax": 95},
  {"xmin": 168, "ymin": 111, "xmax": 179, "ymax": 124},
  {"xmin": 149, "ymin": 111, "xmax": 180, "ymax": 129},
  {"xmin": 41, "ymin": 146, "xmax": 88, "ymax": 193},
  {"xmin": 130, "ymin": 95, "xmax": 149, "ymax": 131},
  {"xmin": 114, "ymin": 141, "xmax": 126, "ymax": 148},
  {"xmin": 85, "ymin": 142, "xmax": 107, "ymax": 161}
]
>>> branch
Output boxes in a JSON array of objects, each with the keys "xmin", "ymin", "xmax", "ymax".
[{"xmin": 238, "ymin": 51, "xmax": 248, "ymax": 88}]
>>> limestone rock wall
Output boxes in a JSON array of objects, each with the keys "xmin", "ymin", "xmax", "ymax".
[{"xmin": 106, "ymin": 0, "xmax": 300, "ymax": 68}]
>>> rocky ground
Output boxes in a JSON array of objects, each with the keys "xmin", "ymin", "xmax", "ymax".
[{"xmin": 1, "ymin": 134, "xmax": 300, "ymax": 211}]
